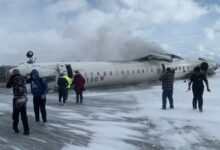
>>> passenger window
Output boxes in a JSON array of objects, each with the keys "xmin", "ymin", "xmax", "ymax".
[
  {"xmin": 151, "ymin": 69, "xmax": 153, "ymax": 72},
  {"xmin": 97, "ymin": 72, "xmax": 100, "ymax": 76},
  {"xmin": 132, "ymin": 70, "xmax": 135, "ymax": 74},
  {"xmin": 110, "ymin": 71, "xmax": 112, "ymax": 75},
  {"xmin": 121, "ymin": 70, "xmax": 124, "ymax": 74},
  {"xmin": 137, "ymin": 69, "xmax": 140, "ymax": 73},
  {"xmin": 142, "ymin": 69, "xmax": 144, "ymax": 73},
  {"xmin": 103, "ymin": 72, "xmax": 106, "ymax": 76},
  {"xmin": 127, "ymin": 70, "xmax": 129, "ymax": 75},
  {"xmin": 179, "ymin": 67, "xmax": 181, "ymax": 70}
]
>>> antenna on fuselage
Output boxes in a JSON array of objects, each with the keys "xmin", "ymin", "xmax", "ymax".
[{"xmin": 26, "ymin": 51, "xmax": 36, "ymax": 64}]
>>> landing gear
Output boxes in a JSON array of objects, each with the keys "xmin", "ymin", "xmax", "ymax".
[{"xmin": 26, "ymin": 51, "xmax": 36, "ymax": 64}]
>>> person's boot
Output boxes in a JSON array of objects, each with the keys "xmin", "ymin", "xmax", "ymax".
[
  {"xmin": 162, "ymin": 106, "xmax": 166, "ymax": 110},
  {"xmin": 33, "ymin": 121, "xmax": 40, "ymax": 125},
  {"xmin": 13, "ymin": 128, "xmax": 19, "ymax": 133},
  {"xmin": 23, "ymin": 131, "xmax": 30, "ymax": 135}
]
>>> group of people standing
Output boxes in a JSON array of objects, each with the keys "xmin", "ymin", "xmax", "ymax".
[
  {"xmin": 6, "ymin": 65, "xmax": 210, "ymax": 135},
  {"xmin": 7, "ymin": 69, "xmax": 85, "ymax": 135},
  {"xmin": 57, "ymin": 70, "xmax": 85, "ymax": 105},
  {"xmin": 160, "ymin": 66, "xmax": 211, "ymax": 112},
  {"xmin": 7, "ymin": 69, "xmax": 47, "ymax": 135}
]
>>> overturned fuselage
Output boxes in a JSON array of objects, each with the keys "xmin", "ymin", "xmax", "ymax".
[{"xmin": 8, "ymin": 53, "xmax": 218, "ymax": 91}]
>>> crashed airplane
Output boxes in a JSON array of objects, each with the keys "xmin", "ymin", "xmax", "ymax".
[{"xmin": 7, "ymin": 51, "xmax": 218, "ymax": 90}]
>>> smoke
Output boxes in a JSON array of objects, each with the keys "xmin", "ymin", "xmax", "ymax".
[
  {"xmin": 75, "ymin": 27, "xmax": 166, "ymax": 61},
  {"xmin": 2, "ymin": 26, "xmax": 167, "ymax": 64}
]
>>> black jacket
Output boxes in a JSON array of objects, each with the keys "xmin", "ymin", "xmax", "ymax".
[
  {"xmin": 190, "ymin": 73, "xmax": 207, "ymax": 89},
  {"xmin": 7, "ymin": 74, "xmax": 27, "ymax": 97},
  {"xmin": 57, "ymin": 77, "xmax": 68, "ymax": 92}
]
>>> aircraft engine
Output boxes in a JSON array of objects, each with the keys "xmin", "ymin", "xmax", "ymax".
[{"xmin": 200, "ymin": 62, "xmax": 209, "ymax": 72}]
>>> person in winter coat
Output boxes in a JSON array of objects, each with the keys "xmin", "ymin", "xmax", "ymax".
[
  {"xmin": 188, "ymin": 66, "xmax": 210, "ymax": 112},
  {"xmin": 72, "ymin": 71, "xmax": 85, "ymax": 104},
  {"xmin": 7, "ymin": 69, "xmax": 30, "ymax": 135},
  {"xmin": 57, "ymin": 73, "xmax": 68, "ymax": 105},
  {"xmin": 26, "ymin": 69, "xmax": 48, "ymax": 125},
  {"xmin": 160, "ymin": 68, "xmax": 175, "ymax": 109},
  {"xmin": 63, "ymin": 74, "xmax": 72, "ymax": 100}
]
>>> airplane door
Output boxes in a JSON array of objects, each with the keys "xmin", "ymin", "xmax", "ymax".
[
  {"xmin": 55, "ymin": 64, "xmax": 73, "ymax": 89},
  {"xmin": 162, "ymin": 64, "xmax": 165, "ymax": 73},
  {"xmin": 57, "ymin": 64, "xmax": 73, "ymax": 78},
  {"xmin": 65, "ymin": 64, "xmax": 73, "ymax": 78},
  {"xmin": 55, "ymin": 64, "xmax": 66, "ymax": 90},
  {"xmin": 57, "ymin": 64, "xmax": 66, "ymax": 74}
]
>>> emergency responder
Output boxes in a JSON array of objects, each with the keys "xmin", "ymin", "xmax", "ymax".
[{"xmin": 64, "ymin": 73, "xmax": 72, "ymax": 100}]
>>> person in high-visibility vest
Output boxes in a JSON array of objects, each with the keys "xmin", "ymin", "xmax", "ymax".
[{"xmin": 64, "ymin": 74, "xmax": 72, "ymax": 100}]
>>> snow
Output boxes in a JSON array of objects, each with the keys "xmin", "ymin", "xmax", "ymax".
[
  {"xmin": 1, "ymin": 71, "xmax": 220, "ymax": 149},
  {"xmin": 126, "ymin": 71, "xmax": 220, "ymax": 149},
  {"xmin": 29, "ymin": 137, "xmax": 47, "ymax": 143},
  {"xmin": 63, "ymin": 71, "xmax": 220, "ymax": 150},
  {"xmin": 0, "ymin": 137, "xmax": 8, "ymax": 143}
]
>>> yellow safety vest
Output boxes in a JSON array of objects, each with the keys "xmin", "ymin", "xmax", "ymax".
[{"xmin": 64, "ymin": 75, "xmax": 72, "ymax": 89}]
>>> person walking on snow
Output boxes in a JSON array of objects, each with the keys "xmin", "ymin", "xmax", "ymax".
[
  {"xmin": 188, "ymin": 66, "xmax": 210, "ymax": 112},
  {"xmin": 26, "ymin": 69, "xmax": 48, "ymax": 125},
  {"xmin": 57, "ymin": 73, "xmax": 68, "ymax": 105},
  {"xmin": 7, "ymin": 69, "xmax": 30, "ymax": 135},
  {"xmin": 72, "ymin": 71, "xmax": 85, "ymax": 104},
  {"xmin": 160, "ymin": 68, "xmax": 175, "ymax": 109},
  {"xmin": 64, "ymin": 74, "xmax": 72, "ymax": 100}
]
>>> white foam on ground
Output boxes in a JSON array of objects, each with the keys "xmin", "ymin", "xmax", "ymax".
[
  {"xmin": 1, "ymin": 71, "xmax": 220, "ymax": 150},
  {"xmin": 29, "ymin": 137, "xmax": 47, "ymax": 143},
  {"xmin": 0, "ymin": 137, "xmax": 8, "ymax": 143},
  {"xmin": 62, "ymin": 71, "xmax": 220, "ymax": 149}
]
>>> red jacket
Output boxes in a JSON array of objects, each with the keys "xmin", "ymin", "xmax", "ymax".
[{"xmin": 73, "ymin": 73, "xmax": 85, "ymax": 91}]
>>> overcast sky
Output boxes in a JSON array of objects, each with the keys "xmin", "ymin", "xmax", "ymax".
[{"xmin": 0, "ymin": 0, "xmax": 220, "ymax": 65}]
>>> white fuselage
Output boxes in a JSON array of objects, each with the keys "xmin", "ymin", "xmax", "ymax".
[{"xmin": 10, "ymin": 58, "xmax": 217, "ymax": 90}]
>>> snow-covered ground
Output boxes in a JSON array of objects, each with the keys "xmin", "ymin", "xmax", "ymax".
[{"xmin": 0, "ymin": 71, "xmax": 220, "ymax": 150}]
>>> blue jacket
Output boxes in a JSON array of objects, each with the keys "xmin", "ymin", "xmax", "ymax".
[{"xmin": 26, "ymin": 69, "xmax": 47, "ymax": 97}]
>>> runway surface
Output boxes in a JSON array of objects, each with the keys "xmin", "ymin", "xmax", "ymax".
[{"xmin": 1, "ymin": 72, "xmax": 220, "ymax": 150}]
